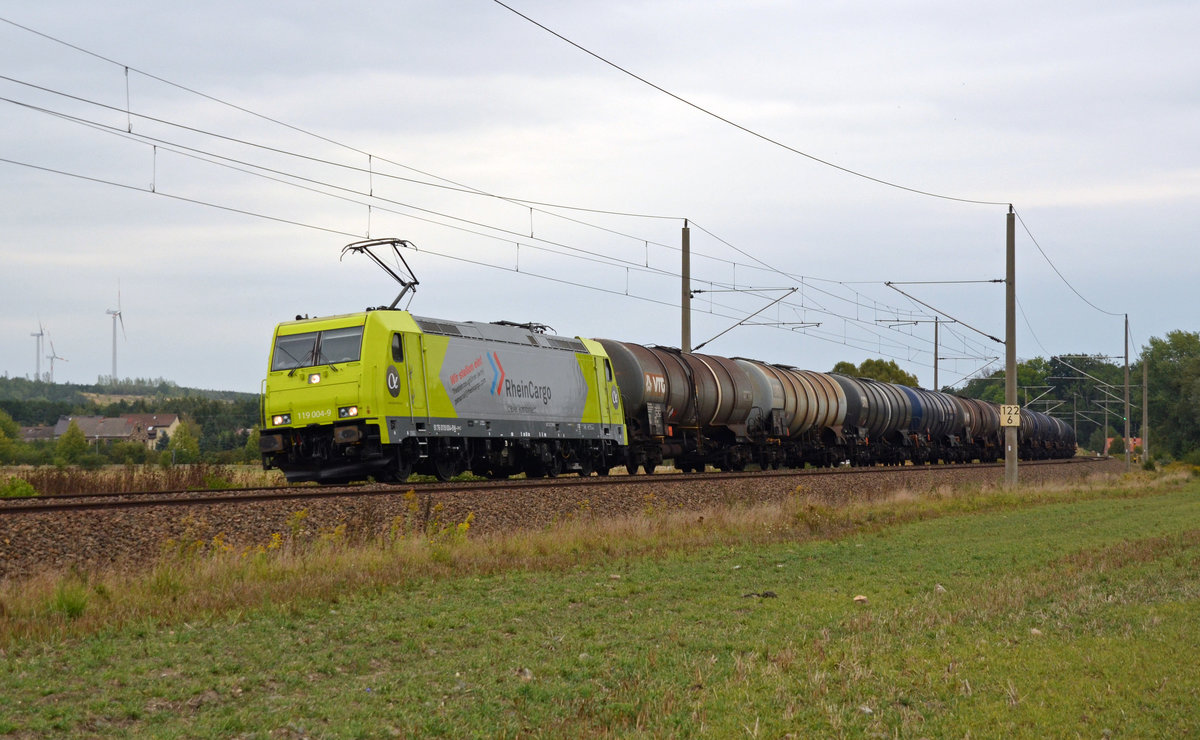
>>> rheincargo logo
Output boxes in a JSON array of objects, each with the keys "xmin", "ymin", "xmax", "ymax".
[
  {"xmin": 504, "ymin": 379, "xmax": 553, "ymax": 405},
  {"xmin": 487, "ymin": 352, "xmax": 505, "ymax": 394},
  {"xmin": 487, "ymin": 352, "xmax": 552, "ymax": 405}
]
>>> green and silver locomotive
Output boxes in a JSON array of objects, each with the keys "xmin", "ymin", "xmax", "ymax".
[{"xmin": 259, "ymin": 309, "xmax": 626, "ymax": 483}]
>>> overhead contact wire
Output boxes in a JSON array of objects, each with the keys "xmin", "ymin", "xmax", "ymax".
[{"xmin": 492, "ymin": 0, "xmax": 1009, "ymax": 207}]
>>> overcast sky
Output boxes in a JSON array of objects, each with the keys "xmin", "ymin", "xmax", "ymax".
[{"xmin": 2, "ymin": 0, "xmax": 1197, "ymax": 394}]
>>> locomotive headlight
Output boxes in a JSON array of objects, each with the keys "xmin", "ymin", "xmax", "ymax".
[
  {"xmin": 338, "ymin": 405, "xmax": 359, "ymax": 418},
  {"xmin": 308, "ymin": 373, "xmax": 321, "ymax": 384},
  {"xmin": 272, "ymin": 413, "xmax": 292, "ymax": 426}
]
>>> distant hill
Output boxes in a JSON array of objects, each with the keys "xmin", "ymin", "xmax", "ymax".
[
  {"xmin": 0, "ymin": 376, "xmax": 258, "ymax": 427},
  {"xmin": 0, "ymin": 376, "xmax": 256, "ymax": 403}
]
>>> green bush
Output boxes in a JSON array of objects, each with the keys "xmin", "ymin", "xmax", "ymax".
[
  {"xmin": 0, "ymin": 476, "xmax": 37, "ymax": 498},
  {"xmin": 202, "ymin": 471, "xmax": 234, "ymax": 490}
]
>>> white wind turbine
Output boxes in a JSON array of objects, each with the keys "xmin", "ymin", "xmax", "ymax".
[
  {"xmin": 31, "ymin": 321, "xmax": 45, "ymax": 381},
  {"xmin": 106, "ymin": 284, "xmax": 126, "ymax": 382},
  {"xmin": 46, "ymin": 338, "xmax": 68, "ymax": 384}
]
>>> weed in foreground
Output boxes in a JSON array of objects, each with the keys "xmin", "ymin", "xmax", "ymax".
[{"xmin": 0, "ymin": 469, "xmax": 1190, "ymax": 647}]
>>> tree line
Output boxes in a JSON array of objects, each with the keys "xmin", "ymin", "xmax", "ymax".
[{"xmin": 0, "ymin": 377, "xmax": 260, "ymax": 466}]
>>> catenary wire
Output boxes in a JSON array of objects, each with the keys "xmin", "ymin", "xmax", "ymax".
[
  {"xmin": 491, "ymin": 0, "xmax": 1009, "ymax": 208},
  {"xmin": 1014, "ymin": 208, "xmax": 1123, "ymax": 318},
  {"xmin": 0, "ymin": 46, "xmax": 1020, "ymax": 341},
  {"xmin": 0, "ymin": 107, "xmax": 997, "ymax": 375},
  {"xmin": 0, "ymin": 17, "xmax": 1080, "ymax": 376},
  {"xmin": 2, "ymin": 82, "xmax": 959, "ymax": 346}
]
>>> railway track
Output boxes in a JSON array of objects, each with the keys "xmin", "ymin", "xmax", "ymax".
[
  {"xmin": 0, "ymin": 456, "xmax": 1120, "ymax": 584},
  {"xmin": 0, "ymin": 457, "xmax": 1105, "ymax": 517}
]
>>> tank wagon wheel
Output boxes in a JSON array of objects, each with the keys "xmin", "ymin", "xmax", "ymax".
[{"xmin": 642, "ymin": 462, "xmax": 656, "ymax": 475}]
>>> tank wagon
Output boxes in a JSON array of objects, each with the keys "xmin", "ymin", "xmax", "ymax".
[
  {"xmin": 260, "ymin": 312, "xmax": 1075, "ymax": 483},
  {"xmin": 259, "ymin": 310, "xmax": 625, "ymax": 483},
  {"xmin": 595, "ymin": 339, "xmax": 1056, "ymax": 474}
]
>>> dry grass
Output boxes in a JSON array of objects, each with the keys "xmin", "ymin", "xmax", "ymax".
[
  {"xmin": 0, "ymin": 467, "xmax": 1183, "ymax": 646},
  {"xmin": 0, "ymin": 463, "xmax": 285, "ymax": 495}
]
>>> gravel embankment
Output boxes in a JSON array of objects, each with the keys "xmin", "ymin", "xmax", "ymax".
[{"xmin": 0, "ymin": 459, "xmax": 1126, "ymax": 581}]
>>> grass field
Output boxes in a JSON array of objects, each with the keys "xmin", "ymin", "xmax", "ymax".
[{"xmin": 1, "ymin": 471, "xmax": 1198, "ymax": 737}]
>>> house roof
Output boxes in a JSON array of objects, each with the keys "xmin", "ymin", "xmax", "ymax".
[
  {"xmin": 19, "ymin": 425, "xmax": 55, "ymax": 442},
  {"xmin": 124, "ymin": 413, "xmax": 179, "ymax": 430},
  {"xmin": 54, "ymin": 416, "xmax": 134, "ymax": 440}
]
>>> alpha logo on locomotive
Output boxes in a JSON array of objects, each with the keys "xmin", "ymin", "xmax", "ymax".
[{"xmin": 385, "ymin": 365, "xmax": 402, "ymax": 398}]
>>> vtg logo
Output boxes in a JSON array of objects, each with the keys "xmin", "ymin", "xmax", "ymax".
[{"xmin": 644, "ymin": 373, "xmax": 667, "ymax": 396}]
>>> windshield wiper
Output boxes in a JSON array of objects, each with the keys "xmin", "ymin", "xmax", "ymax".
[{"xmin": 286, "ymin": 351, "xmax": 318, "ymax": 377}]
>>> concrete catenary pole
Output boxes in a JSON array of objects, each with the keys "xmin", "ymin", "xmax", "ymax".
[
  {"xmin": 1143, "ymin": 358, "xmax": 1149, "ymax": 461},
  {"xmin": 1005, "ymin": 207, "xmax": 1018, "ymax": 488},
  {"xmin": 1124, "ymin": 313, "xmax": 1131, "ymax": 472},
  {"xmin": 682, "ymin": 220, "xmax": 691, "ymax": 353},
  {"xmin": 933, "ymin": 316, "xmax": 939, "ymax": 390}
]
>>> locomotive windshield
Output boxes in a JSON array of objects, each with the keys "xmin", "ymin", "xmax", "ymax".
[{"xmin": 271, "ymin": 326, "xmax": 364, "ymax": 371}]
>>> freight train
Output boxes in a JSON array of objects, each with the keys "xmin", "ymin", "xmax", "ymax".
[{"xmin": 258, "ymin": 307, "xmax": 1076, "ymax": 484}]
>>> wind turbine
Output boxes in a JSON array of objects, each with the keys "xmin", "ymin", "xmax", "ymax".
[
  {"xmin": 46, "ymin": 339, "xmax": 67, "ymax": 384},
  {"xmin": 106, "ymin": 284, "xmax": 126, "ymax": 383},
  {"xmin": 30, "ymin": 322, "xmax": 45, "ymax": 381}
]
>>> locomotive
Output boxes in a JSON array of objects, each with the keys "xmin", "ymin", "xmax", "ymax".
[
  {"xmin": 258, "ymin": 310, "xmax": 626, "ymax": 483},
  {"xmin": 258, "ymin": 310, "xmax": 1076, "ymax": 485}
]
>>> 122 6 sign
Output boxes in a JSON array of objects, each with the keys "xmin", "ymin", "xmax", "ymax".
[{"xmin": 1000, "ymin": 405, "xmax": 1021, "ymax": 427}]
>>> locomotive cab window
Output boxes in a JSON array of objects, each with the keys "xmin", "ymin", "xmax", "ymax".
[
  {"xmin": 391, "ymin": 333, "xmax": 404, "ymax": 362},
  {"xmin": 604, "ymin": 359, "xmax": 613, "ymax": 382},
  {"xmin": 272, "ymin": 332, "xmax": 317, "ymax": 372},
  {"xmin": 317, "ymin": 326, "xmax": 363, "ymax": 365},
  {"xmin": 271, "ymin": 326, "xmax": 364, "ymax": 371}
]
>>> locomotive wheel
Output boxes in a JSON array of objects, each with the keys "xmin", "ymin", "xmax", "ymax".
[
  {"xmin": 626, "ymin": 462, "xmax": 639, "ymax": 475},
  {"xmin": 433, "ymin": 456, "xmax": 458, "ymax": 482},
  {"xmin": 577, "ymin": 457, "xmax": 594, "ymax": 477},
  {"xmin": 642, "ymin": 462, "xmax": 656, "ymax": 475},
  {"xmin": 384, "ymin": 451, "xmax": 412, "ymax": 483},
  {"xmin": 387, "ymin": 462, "xmax": 412, "ymax": 484}
]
